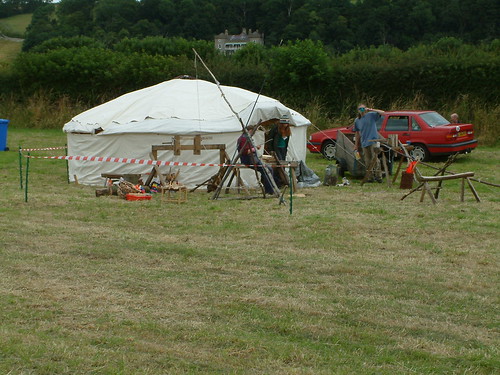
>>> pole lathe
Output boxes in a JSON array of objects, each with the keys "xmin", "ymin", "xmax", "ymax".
[{"xmin": 191, "ymin": 48, "xmax": 282, "ymax": 201}]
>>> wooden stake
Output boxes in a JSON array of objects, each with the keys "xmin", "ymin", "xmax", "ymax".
[
  {"xmin": 466, "ymin": 178, "xmax": 481, "ymax": 202},
  {"xmin": 461, "ymin": 177, "xmax": 465, "ymax": 202}
]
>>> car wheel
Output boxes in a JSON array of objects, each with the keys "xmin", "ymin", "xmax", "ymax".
[
  {"xmin": 410, "ymin": 144, "xmax": 429, "ymax": 161},
  {"xmin": 321, "ymin": 140, "xmax": 336, "ymax": 160}
]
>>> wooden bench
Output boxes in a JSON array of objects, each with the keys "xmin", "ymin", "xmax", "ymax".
[{"xmin": 415, "ymin": 170, "xmax": 481, "ymax": 204}]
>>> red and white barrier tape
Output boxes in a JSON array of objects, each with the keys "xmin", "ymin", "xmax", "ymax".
[
  {"xmin": 23, "ymin": 154, "xmax": 293, "ymax": 168},
  {"xmin": 20, "ymin": 146, "xmax": 68, "ymax": 152}
]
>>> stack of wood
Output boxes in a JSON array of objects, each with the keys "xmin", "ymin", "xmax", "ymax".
[{"xmin": 117, "ymin": 179, "xmax": 142, "ymax": 198}]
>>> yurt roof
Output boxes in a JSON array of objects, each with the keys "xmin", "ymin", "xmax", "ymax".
[{"xmin": 63, "ymin": 78, "xmax": 311, "ymax": 135}]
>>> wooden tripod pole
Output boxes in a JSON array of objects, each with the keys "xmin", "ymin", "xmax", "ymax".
[{"xmin": 191, "ymin": 48, "xmax": 281, "ymax": 200}]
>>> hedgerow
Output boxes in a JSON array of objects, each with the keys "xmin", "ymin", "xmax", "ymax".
[{"xmin": 3, "ymin": 37, "xmax": 499, "ymax": 112}]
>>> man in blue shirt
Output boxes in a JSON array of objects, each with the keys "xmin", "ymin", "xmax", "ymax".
[{"xmin": 353, "ymin": 104, "xmax": 385, "ymax": 182}]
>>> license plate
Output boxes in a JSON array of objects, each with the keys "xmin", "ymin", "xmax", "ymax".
[{"xmin": 458, "ymin": 131, "xmax": 466, "ymax": 137}]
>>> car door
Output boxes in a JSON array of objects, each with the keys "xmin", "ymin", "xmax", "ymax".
[{"xmin": 380, "ymin": 115, "xmax": 410, "ymax": 144}]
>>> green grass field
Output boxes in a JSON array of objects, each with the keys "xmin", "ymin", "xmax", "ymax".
[
  {"xmin": 0, "ymin": 13, "xmax": 31, "ymax": 37},
  {"xmin": 0, "ymin": 128, "xmax": 498, "ymax": 374},
  {"xmin": 0, "ymin": 13, "xmax": 29, "ymax": 70},
  {"xmin": 0, "ymin": 39, "xmax": 22, "ymax": 67}
]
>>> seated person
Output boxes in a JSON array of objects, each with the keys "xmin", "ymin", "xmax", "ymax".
[{"xmin": 237, "ymin": 125, "xmax": 275, "ymax": 195}]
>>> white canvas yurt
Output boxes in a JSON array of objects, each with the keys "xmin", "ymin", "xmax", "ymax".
[{"xmin": 63, "ymin": 78, "xmax": 311, "ymax": 188}]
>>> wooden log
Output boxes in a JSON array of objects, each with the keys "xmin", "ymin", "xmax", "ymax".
[
  {"xmin": 381, "ymin": 152, "xmax": 391, "ymax": 187},
  {"xmin": 418, "ymin": 172, "xmax": 474, "ymax": 182},
  {"xmin": 461, "ymin": 177, "xmax": 465, "ymax": 202},
  {"xmin": 193, "ymin": 135, "xmax": 201, "ymax": 155},
  {"xmin": 466, "ymin": 178, "xmax": 481, "ymax": 202},
  {"xmin": 420, "ymin": 182, "xmax": 437, "ymax": 204},
  {"xmin": 95, "ymin": 188, "xmax": 110, "ymax": 197},
  {"xmin": 392, "ymin": 156, "xmax": 405, "ymax": 184},
  {"xmin": 174, "ymin": 135, "xmax": 181, "ymax": 155}
]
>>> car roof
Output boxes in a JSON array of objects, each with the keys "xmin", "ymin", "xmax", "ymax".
[{"xmin": 384, "ymin": 110, "xmax": 435, "ymax": 115}]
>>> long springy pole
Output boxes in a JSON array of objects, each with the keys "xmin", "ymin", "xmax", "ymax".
[{"xmin": 191, "ymin": 48, "xmax": 282, "ymax": 201}]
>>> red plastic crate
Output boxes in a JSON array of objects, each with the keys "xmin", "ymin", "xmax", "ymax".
[{"xmin": 125, "ymin": 193, "xmax": 152, "ymax": 201}]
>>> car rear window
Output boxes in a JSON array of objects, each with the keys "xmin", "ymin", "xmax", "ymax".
[
  {"xmin": 420, "ymin": 112, "xmax": 449, "ymax": 127},
  {"xmin": 386, "ymin": 116, "xmax": 409, "ymax": 131}
]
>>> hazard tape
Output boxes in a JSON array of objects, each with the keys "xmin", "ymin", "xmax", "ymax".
[
  {"xmin": 23, "ymin": 154, "xmax": 294, "ymax": 168},
  {"xmin": 20, "ymin": 146, "xmax": 68, "ymax": 152}
]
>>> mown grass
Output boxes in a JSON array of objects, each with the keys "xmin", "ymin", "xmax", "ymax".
[{"xmin": 0, "ymin": 128, "xmax": 498, "ymax": 374}]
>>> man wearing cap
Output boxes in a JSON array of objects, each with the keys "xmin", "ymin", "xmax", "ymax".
[
  {"xmin": 267, "ymin": 115, "xmax": 292, "ymax": 187},
  {"xmin": 353, "ymin": 104, "xmax": 385, "ymax": 182},
  {"xmin": 269, "ymin": 115, "xmax": 292, "ymax": 161}
]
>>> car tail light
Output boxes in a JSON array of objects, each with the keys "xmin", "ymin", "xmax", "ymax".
[
  {"xmin": 446, "ymin": 132, "xmax": 458, "ymax": 139},
  {"xmin": 446, "ymin": 126, "xmax": 472, "ymax": 140},
  {"xmin": 446, "ymin": 126, "xmax": 459, "ymax": 139}
]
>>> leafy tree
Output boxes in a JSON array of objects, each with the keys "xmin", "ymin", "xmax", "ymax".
[
  {"xmin": 232, "ymin": 41, "xmax": 268, "ymax": 65},
  {"xmin": 0, "ymin": 0, "xmax": 51, "ymax": 17},
  {"xmin": 56, "ymin": 0, "xmax": 96, "ymax": 37},
  {"xmin": 113, "ymin": 36, "xmax": 214, "ymax": 60},
  {"xmin": 129, "ymin": 19, "xmax": 163, "ymax": 38},
  {"xmin": 18, "ymin": 0, "xmax": 500, "ymax": 51},
  {"xmin": 22, "ymin": 3, "xmax": 57, "ymax": 51},
  {"xmin": 93, "ymin": 0, "xmax": 140, "ymax": 33},
  {"xmin": 31, "ymin": 35, "xmax": 104, "ymax": 52},
  {"xmin": 268, "ymin": 39, "xmax": 330, "ymax": 97}
]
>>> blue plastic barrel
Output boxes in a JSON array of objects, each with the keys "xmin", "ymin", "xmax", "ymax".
[{"xmin": 0, "ymin": 119, "xmax": 8, "ymax": 151}]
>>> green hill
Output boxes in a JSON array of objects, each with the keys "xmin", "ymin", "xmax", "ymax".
[
  {"xmin": 0, "ymin": 13, "xmax": 30, "ymax": 69},
  {"xmin": 0, "ymin": 39, "xmax": 22, "ymax": 67},
  {"xmin": 0, "ymin": 13, "xmax": 32, "ymax": 38}
]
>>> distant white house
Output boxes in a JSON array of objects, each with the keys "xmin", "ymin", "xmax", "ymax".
[{"xmin": 214, "ymin": 28, "xmax": 264, "ymax": 55}]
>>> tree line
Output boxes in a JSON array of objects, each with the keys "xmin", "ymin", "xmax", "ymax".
[
  {"xmin": 3, "ymin": 36, "xmax": 498, "ymax": 115},
  {"xmin": 0, "ymin": 0, "xmax": 49, "ymax": 18},
  {"xmin": 20, "ymin": 0, "xmax": 500, "ymax": 52},
  {"xmin": 1, "ymin": 0, "xmax": 498, "ymax": 122}
]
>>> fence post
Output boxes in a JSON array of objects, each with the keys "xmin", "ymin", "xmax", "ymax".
[
  {"xmin": 289, "ymin": 165, "xmax": 293, "ymax": 215},
  {"xmin": 65, "ymin": 144, "xmax": 69, "ymax": 184},
  {"xmin": 24, "ymin": 152, "xmax": 30, "ymax": 202},
  {"xmin": 19, "ymin": 146, "xmax": 23, "ymax": 189}
]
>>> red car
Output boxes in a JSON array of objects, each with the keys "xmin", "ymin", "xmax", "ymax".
[{"xmin": 307, "ymin": 110, "xmax": 477, "ymax": 161}]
